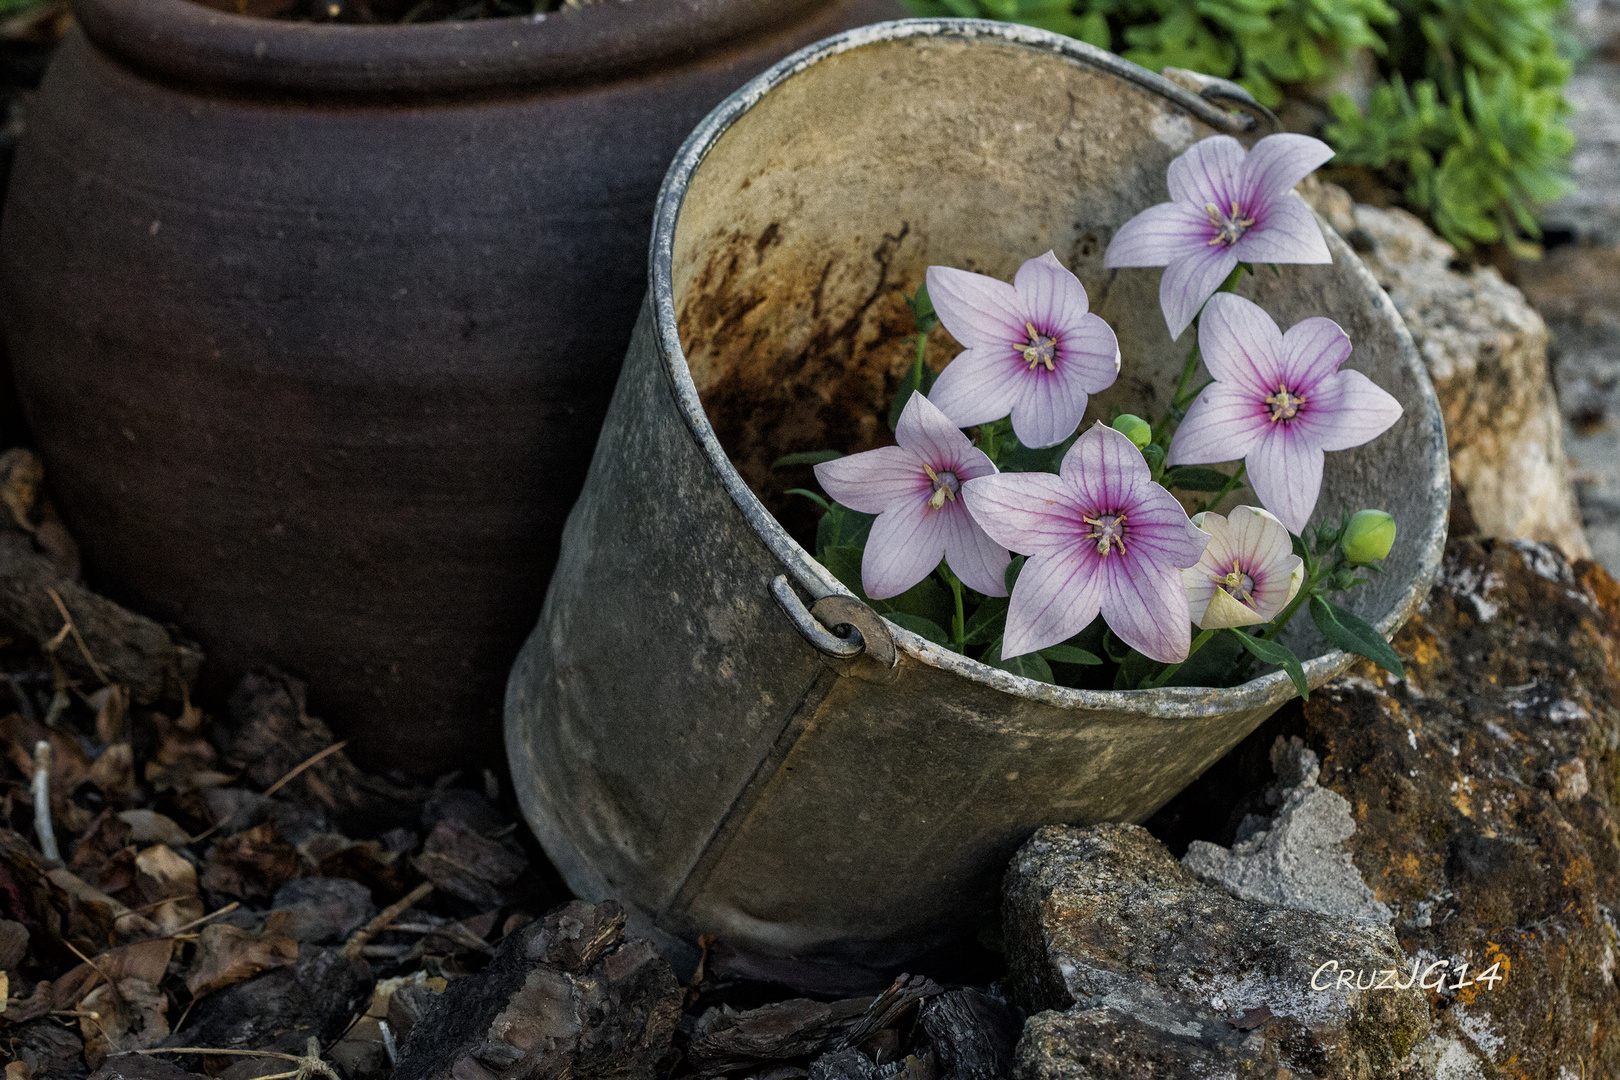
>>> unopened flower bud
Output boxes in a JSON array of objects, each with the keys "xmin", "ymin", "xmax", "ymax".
[
  {"xmin": 1342, "ymin": 509, "xmax": 1396, "ymax": 563},
  {"xmin": 1112, "ymin": 414, "xmax": 1152, "ymax": 449}
]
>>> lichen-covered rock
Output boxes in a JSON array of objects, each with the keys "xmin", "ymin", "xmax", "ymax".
[
  {"xmin": 1004, "ymin": 824, "xmax": 1430, "ymax": 1079},
  {"xmin": 1287, "ymin": 536, "xmax": 1620, "ymax": 1077},
  {"xmin": 1302, "ymin": 179, "xmax": 1588, "ymax": 560},
  {"xmin": 1183, "ymin": 738, "xmax": 1392, "ymax": 926}
]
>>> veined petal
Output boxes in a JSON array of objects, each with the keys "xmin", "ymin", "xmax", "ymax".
[
  {"xmin": 895, "ymin": 391, "xmax": 977, "ymax": 473},
  {"xmin": 926, "ymin": 265, "xmax": 1026, "ymax": 351},
  {"xmin": 1224, "ymin": 504, "xmax": 1295, "ymax": 577},
  {"xmin": 1198, "ymin": 292, "xmax": 1286, "ymax": 395},
  {"xmin": 1103, "ymin": 202, "xmax": 1216, "ymax": 268},
  {"xmin": 1100, "ymin": 555, "xmax": 1194, "ymax": 663},
  {"xmin": 815, "ymin": 446, "xmax": 928, "ymax": 514},
  {"xmin": 1001, "ymin": 546, "xmax": 1105, "ymax": 658},
  {"xmin": 1248, "ymin": 551, "xmax": 1304, "ymax": 620},
  {"xmin": 1009, "ymin": 368, "xmax": 1085, "ymax": 449},
  {"xmin": 862, "ymin": 497, "xmax": 948, "ymax": 600},
  {"xmin": 1231, "ymin": 193, "xmax": 1331, "ymax": 266},
  {"xmin": 1161, "ymin": 243, "xmax": 1239, "ymax": 341},
  {"xmin": 1057, "ymin": 312, "xmax": 1122, "ymax": 395},
  {"xmin": 961, "ymin": 472, "xmax": 1082, "ymax": 556},
  {"xmin": 1118, "ymin": 482, "xmax": 1210, "ymax": 568},
  {"xmin": 1238, "ymin": 133, "xmax": 1335, "ymax": 203},
  {"xmin": 1166, "ymin": 135, "xmax": 1245, "ymax": 209},
  {"xmin": 1060, "ymin": 422, "xmax": 1152, "ymax": 515},
  {"xmin": 1183, "ymin": 564, "xmax": 1219, "ymax": 628},
  {"xmin": 1166, "ymin": 383, "xmax": 1267, "ymax": 466},
  {"xmin": 1015, "ymin": 251, "xmax": 1091, "ymax": 330},
  {"xmin": 927, "ymin": 345, "xmax": 1023, "ymax": 429},
  {"xmin": 940, "ymin": 501, "xmax": 1011, "ymax": 597},
  {"xmin": 1302, "ymin": 369, "xmax": 1404, "ymax": 452},
  {"xmin": 1247, "ymin": 427, "xmax": 1325, "ymax": 534},
  {"xmin": 1278, "ymin": 315, "xmax": 1352, "ymax": 393}
]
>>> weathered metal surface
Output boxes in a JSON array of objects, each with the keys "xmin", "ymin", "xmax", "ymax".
[
  {"xmin": 506, "ymin": 19, "xmax": 1450, "ymax": 979},
  {"xmin": 0, "ymin": 0, "xmax": 902, "ymax": 774}
]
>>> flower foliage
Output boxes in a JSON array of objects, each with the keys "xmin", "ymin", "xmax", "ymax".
[{"xmin": 905, "ymin": 0, "xmax": 1576, "ymax": 254}]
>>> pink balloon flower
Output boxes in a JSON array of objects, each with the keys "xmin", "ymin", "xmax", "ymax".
[
  {"xmin": 1103, "ymin": 133, "xmax": 1334, "ymax": 340},
  {"xmin": 1167, "ymin": 293, "xmax": 1404, "ymax": 534},
  {"xmin": 962, "ymin": 422, "xmax": 1209, "ymax": 663},
  {"xmin": 814, "ymin": 392, "xmax": 1009, "ymax": 600},
  {"xmin": 925, "ymin": 251, "xmax": 1120, "ymax": 449}
]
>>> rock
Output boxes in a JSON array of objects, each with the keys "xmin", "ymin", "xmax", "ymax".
[
  {"xmin": 1004, "ymin": 824, "xmax": 1430, "ymax": 1079},
  {"xmin": 1303, "ymin": 179, "xmax": 1589, "ymax": 559},
  {"xmin": 807, "ymin": 1049, "xmax": 882, "ymax": 1080},
  {"xmin": 1542, "ymin": 61, "xmax": 1620, "ymax": 245},
  {"xmin": 391, "ymin": 900, "xmax": 683, "ymax": 1080},
  {"xmin": 271, "ymin": 877, "xmax": 376, "ymax": 944},
  {"xmin": 168, "ymin": 945, "xmax": 373, "ymax": 1059},
  {"xmin": 1285, "ymin": 536, "xmax": 1620, "ymax": 1076},
  {"xmin": 1182, "ymin": 736, "xmax": 1393, "ymax": 926}
]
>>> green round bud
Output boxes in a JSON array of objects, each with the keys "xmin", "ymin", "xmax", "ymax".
[
  {"xmin": 1342, "ymin": 509, "xmax": 1396, "ymax": 563},
  {"xmin": 1112, "ymin": 414, "xmax": 1153, "ymax": 450}
]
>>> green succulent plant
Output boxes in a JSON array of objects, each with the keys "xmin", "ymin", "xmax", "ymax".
[{"xmin": 905, "ymin": 0, "xmax": 1577, "ymax": 254}]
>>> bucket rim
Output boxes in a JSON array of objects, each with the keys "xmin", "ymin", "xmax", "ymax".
[{"xmin": 647, "ymin": 16, "xmax": 1450, "ymax": 722}]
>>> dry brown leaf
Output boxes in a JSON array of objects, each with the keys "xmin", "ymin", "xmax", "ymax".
[
  {"xmin": 6, "ymin": 1060, "xmax": 32, "ymax": 1080},
  {"xmin": 88, "ymin": 685, "xmax": 129, "ymax": 744},
  {"xmin": 118, "ymin": 809, "xmax": 191, "ymax": 848},
  {"xmin": 86, "ymin": 743, "xmax": 137, "ymax": 805},
  {"xmin": 52, "ymin": 937, "xmax": 174, "ymax": 1009},
  {"xmin": 184, "ymin": 922, "xmax": 299, "ymax": 998},
  {"xmin": 134, "ymin": 844, "xmax": 204, "ymax": 933},
  {"xmin": 80, "ymin": 976, "xmax": 170, "ymax": 1068},
  {"xmin": 201, "ymin": 822, "xmax": 300, "ymax": 900}
]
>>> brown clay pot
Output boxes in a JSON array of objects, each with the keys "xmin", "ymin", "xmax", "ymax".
[{"xmin": 0, "ymin": 0, "xmax": 903, "ymax": 774}]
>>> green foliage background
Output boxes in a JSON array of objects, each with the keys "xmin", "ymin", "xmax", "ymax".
[{"xmin": 905, "ymin": 0, "xmax": 1577, "ymax": 253}]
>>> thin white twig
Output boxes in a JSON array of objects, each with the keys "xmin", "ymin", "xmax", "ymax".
[{"xmin": 31, "ymin": 740, "xmax": 60, "ymax": 865}]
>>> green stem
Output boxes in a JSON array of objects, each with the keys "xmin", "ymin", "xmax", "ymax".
[
  {"xmin": 1200, "ymin": 462, "xmax": 1249, "ymax": 512},
  {"xmin": 1143, "ymin": 627, "xmax": 1217, "ymax": 689},
  {"xmin": 1260, "ymin": 550, "xmax": 1341, "ymax": 643},
  {"xmin": 912, "ymin": 329, "xmax": 927, "ymax": 389},
  {"xmin": 1151, "ymin": 264, "xmax": 1250, "ymax": 446},
  {"xmin": 944, "ymin": 569, "xmax": 966, "ymax": 650}
]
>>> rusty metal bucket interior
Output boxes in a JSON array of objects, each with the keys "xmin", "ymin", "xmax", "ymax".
[{"xmin": 507, "ymin": 17, "xmax": 1449, "ymax": 985}]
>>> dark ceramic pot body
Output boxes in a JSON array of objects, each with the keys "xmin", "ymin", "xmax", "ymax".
[{"xmin": 0, "ymin": 0, "xmax": 901, "ymax": 773}]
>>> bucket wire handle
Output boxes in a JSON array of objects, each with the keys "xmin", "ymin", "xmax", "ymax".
[
  {"xmin": 771, "ymin": 575, "xmax": 864, "ymax": 658},
  {"xmin": 1160, "ymin": 68, "xmax": 1280, "ymax": 134}
]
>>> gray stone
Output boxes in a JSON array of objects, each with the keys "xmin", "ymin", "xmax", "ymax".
[
  {"xmin": 1182, "ymin": 736, "xmax": 1393, "ymax": 926},
  {"xmin": 1543, "ymin": 61, "xmax": 1620, "ymax": 246},
  {"xmin": 1303, "ymin": 178, "xmax": 1589, "ymax": 560},
  {"xmin": 270, "ymin": 877, "xmax": 376, "ymax": 944},
  {"xmin": 1004, "ymin": 824, "xmax": 1430, "ymax": 1080}
]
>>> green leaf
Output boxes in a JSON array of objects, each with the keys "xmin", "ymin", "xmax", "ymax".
[
  {"xmin": 886, "ymin": 573, "xmax": 954, "ymax": 629},
  {"xmin": 905, "ymin": 283, "xmax": 938, "ymax": 336},
  {"xmin": 816, "ymin": 504, "xmax": 875, "ymax": 556},
  {"xmin": 772, "ymin": 450, "xmax": 844, "ymax": 468},
  {"xmin": 886, "ymin": 612, "xmax": 951, "ymax": 645},
  {"xmin": 962, "ymin": 596, "xmax": 1010, "ymax": 646},
  {"xmin": 786, "ymin": 488, "xmax": 831, "ymax": 513},
  {"xmin": 986, "ymin": 636, "xmax": 1055, "ymax": 684},
  {"xmin": 819, "ymin": 545, "xmax": 868, "ymax": 601},
  {"xmin": 1004, "ymin": 555, "xmax": 1027, "ymax": 594},
  {"xmin": 1229, "ymin": 630, "xmax": 1310, "ymax": 700},
  {"xmin": 1039, "ymin": 644, "xmax": 1104, "ymax": 666},
  {"xmin": 887, "ymin": 361, "xmax": 939, "ymax": 431},
  {"xmin": 1310, "ymin": 596, "xmax": 1405, "ymax": 677},
  {"xmin": 1163, "ymin": 466, "xmax": 1234, "ymax": 492}
]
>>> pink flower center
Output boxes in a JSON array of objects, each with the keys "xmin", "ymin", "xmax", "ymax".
[
  {"xmin": 1205, "ymin": 201, "xmax": 1257, "ymax": 247},
  {"xmin": 922, "ymin": 463, "xmax": 960, "ymax": 510},
  {"xmin": 1017, "ymin": 321, "xmax": 1057, "ymax": 372},
  {"xmin": 1212, "ymin": 561, "xmax": 1257, "ymax": 605},
  {"xmin": 1083, "ymin": 512, "xmax": 1128, "ymax": 557},
  {"xmin": 1265, "ymin": 383, "xmax": 1305, "ymax": 423}
]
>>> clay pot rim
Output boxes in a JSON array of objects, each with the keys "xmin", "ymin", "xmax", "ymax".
[
  {"xmin": 649, "ymin": 17, "xmax": 1452, "ymax": 722},
  {"xmin": 69, "ymin": 0, "xmax": 831, "ymax": 94}
]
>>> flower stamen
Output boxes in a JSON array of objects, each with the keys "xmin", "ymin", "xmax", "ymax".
[
  {"xmin": 1083, "ymin": 512, "xmax": 1128, "ymax": 557},
  {"xmin": 1210, "ymin": 559, "xmax": 1257, "ymax": 605},
  {"xmin": 1265, "ymin": 382, "xmax": 1305, "ymax": 422},
  {"xmin": 922, "ymin": 462, "xmax": 960, "ymax": 510},
  {"xmin": 1017, "ymin": 321, "xmax": 1057, "ymax": 372},
  {"xmin": 1204, "ymin": 200, "xmax": 1257, "ymax": 247}
]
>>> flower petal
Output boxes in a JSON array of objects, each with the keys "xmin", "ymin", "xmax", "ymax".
[
  {"xmin": 1057, "ymin": 312, "xmax": 1122, "ymax": 395},
  {"xmin": 895, "ymin": 391, "xmax": 977, "ymax": 472},
  {"xmin": 861, "ymin": 497, "xmax": 948, "ymax": 600},
  {"xmin": 1165, "ymin": 383, "xmax": 1266, "ymax": 466},
  {"xmin": 1246, "ymin": 427, "xmax": 1325, "ymax": 534},
  {"xmin": 1102, "ymin": 202, "xmax": 1216, "ymax": 268},
  {"xmin": 1100, "ymin": 555, "xmax": 1194, "ymax": 663},
  {"xmin": 1199, "ymin": 585, "xmax": 1266, "ymax": 629},
  {"xmin": 815, "ymin": 446, "xmax": 928, "ymax": 515},
  {"xmin": 926, "ymin": 265, "xmax": 1026, "ymax": 351},
  {"xmin": 1221, "ymin": 504, "xmax": 1298, "ymax": 620},
  {"xmin": 1119, "ymin": 482, "xmax": 1210, "ymax": 569},
  {"xmin": 1015, "ymin": 251, "xmax": 1090, "ymax": 330},
  {"xmin": 1197, "ymin": 292, "xmax": 1286, "ymax": 396},
  {"xmin": 961, "ymin": 472, "xmax": 1082, "ymax": 557},
  {"xmin": 1059, "ymin": 422, "xmax": 1152, "ymax": 515},
  {"xmin": 927, "ymin": 345, "xmax": 1023, "ymax": 429},
  {"xmin": 1248, "ymin": 551, "xmax": 1304, "ymax": 620},
  {"xmin": 1183, "ymin": 563, "xmax": 1218, "ymax": 628},
  {"xmin": 1160, "ymin": 242, "xmax": 1239, "ymax": 341},
  {"xmin": 1301, "ymin": 369, "xmax": 1404, "ymax": 452},
  {"xmin": 1009, "ymin": 369, "xmax": 1084, "ymax": 449},
  {"xmin": 940, "ymin": 501, "xmax": 1011, "ymax": 597},
  {"xmin": 1166, "ymin": 135, "xmax": 1246, "ymax": 209},
  {"xmin": 1230, "ymin": 192, "xmax": 1331, "ymax": 266},
  {"xmin": 1238, "ymin": 133, "xmax": 1335, "ymax": 203},
  {"xmin": 1001, "ymin": 546, "xmax": 1104, "ymax": 658},
  {"xmin": 1278, "ymin": 315, "xmax": 1352, "ymax": 393}
]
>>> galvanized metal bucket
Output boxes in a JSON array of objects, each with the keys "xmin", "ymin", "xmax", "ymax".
[{"xmin": 506, "ymin": 18, "xmax": 1449, "ymax": 983}]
